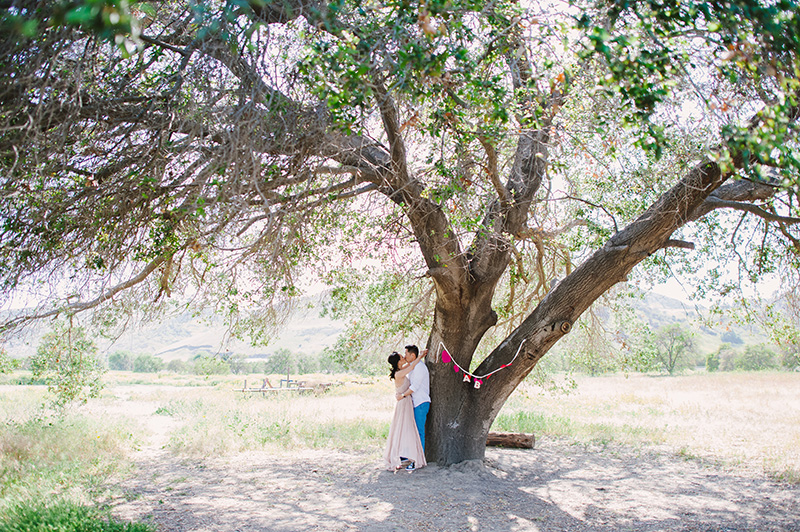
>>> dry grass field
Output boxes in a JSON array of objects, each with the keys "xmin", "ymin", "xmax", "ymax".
[
  {"xmin": 1, "ymin": 370, "xmax": 799, "ymax": 530},
  {"xmin": 495, "ymin": 372, "xmax": 800, "ymax": 481}
]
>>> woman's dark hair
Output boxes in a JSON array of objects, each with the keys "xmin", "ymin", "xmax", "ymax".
[{"xmin": 388, "ymin": 352, "xmax": 402, "ymax": 380}]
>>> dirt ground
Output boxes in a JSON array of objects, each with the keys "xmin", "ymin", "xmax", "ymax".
[{"xmin": 108, "ymin": 394, "xmax": 800, "ymax": 532}]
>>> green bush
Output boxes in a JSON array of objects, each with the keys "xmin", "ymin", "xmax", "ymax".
[
  {"xmin": 132, "ymin": 354, "xmax": 163, "ymax": 373},
  {"xmin": 780, "ymin": 347, "xmax": 800, "ymax": 371},
  {"xmin": 717, "ymin": 343, "xmax": 739, "ymax": 371},
  {"xmin": 0, "ymin": 501, "xmax": 153, "ymax": 532},
  {"xmin": 108, "ymin": 351, "xmax": 133, "ymax": 371},
  {"xmin": 705, "ymin": 351, "xmax": 720, "ymax": 372},
  {"xmin": 192, "ymin": 355, "xmax": 230, "ymax": 376},
  {"xmin": 165, "ymin": 359, "xmax": 189, "ymax": 373},
  {"xmin": 30, "ymin": 322, "xmax": 104, "ymax": 408},
  {"xmin": 735, "ymin": 344, "xmax": 778, "ymax": 371},
  {"xmin": 0, "ymin": 349, "xmax": 19, "ymax": 374}
]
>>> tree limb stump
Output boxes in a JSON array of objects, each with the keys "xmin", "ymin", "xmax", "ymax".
[{"xmin": 486, "ymin": 432, "xmax": 535, "ymax": 449}]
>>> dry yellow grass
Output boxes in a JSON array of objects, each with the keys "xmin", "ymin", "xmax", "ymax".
[
  {"xmin": 3, "ymin": 370, "xmax": 798, "ymax": 483},
  {"xmin": 497, "ymin": 372, "xmax": 800, "ymax": 481},
  {"xmin": 80, "ymin": 373, "xmax": 396, "ymax": 457}
]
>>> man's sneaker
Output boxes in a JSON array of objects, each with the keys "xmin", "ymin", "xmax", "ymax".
[{"xmin": 405, "ymin": 461, "xmax": 415, "ymax": 471}]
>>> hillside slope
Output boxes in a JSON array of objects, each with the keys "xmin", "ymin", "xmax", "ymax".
[{"xmin": 3, "ymin": 292, "xmax": 768, "ymax": 361}]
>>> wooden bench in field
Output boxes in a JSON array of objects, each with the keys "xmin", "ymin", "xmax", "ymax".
[{"xmin": 235, "ymin": 377, "xmax": 315, "ymax": 395}]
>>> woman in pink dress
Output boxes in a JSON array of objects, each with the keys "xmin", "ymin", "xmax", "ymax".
[{"xmin": 383, "ymin": 350, "xmax": 427, "ymax": 471}]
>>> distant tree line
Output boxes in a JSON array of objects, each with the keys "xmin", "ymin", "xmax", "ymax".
[
  {"xmin": 705, "ymin": 343, "xmax": 796, "ymax": 373},
  {"xmin": 543, "ymin": 322, "xmax": 798, "ymax": 377},
  {"xmin": 5, "ymin": 320, "xmax": 351, "ymax": 408},
  {"xmin": 5, "ymin": 319, "xmax": 796, "ymax": 411},
  {"xmin": 105, "ymin": 347, "xmax": 344, "ymax": 376}
]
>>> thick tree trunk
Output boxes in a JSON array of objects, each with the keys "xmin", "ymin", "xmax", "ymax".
[
  {"xmin": 425, "ymin": 294, "xmax": 499, "ymax": 464},
  {"xmin": 427, "ymin": 359, "xmax": 498, "ymax": 464},
  {"xmin": 425, "ymin": 292, "xmax": 574, "ymax": 464},
  {"xmin": 425, "ymin": 159, "xmax": 730, "ymax": 466}
]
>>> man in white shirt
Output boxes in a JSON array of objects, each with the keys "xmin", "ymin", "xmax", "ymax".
[{"xmin": 402, "ymin": 345, "xmax": 430, "ymax": 451}]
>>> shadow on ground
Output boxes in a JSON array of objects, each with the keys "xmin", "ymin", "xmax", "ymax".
[{"xmin": 110, "ymin": 439, "xmax": 800, "ymax": 532}]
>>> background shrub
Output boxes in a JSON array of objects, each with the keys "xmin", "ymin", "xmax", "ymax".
[
  {"xmin": 108, "ymin": 351, "xmax": 133, "ymax": 371},
  {"xmin": 735, "ymin": 344, "xmax": 778, "ymax": 371},
  {"xmin": 29, "ymin": 322, "xmax": 104, "ymax": 408},
  {"xmin": 132, "ymin": 354, "xmax": 164, "ymax": 373}
]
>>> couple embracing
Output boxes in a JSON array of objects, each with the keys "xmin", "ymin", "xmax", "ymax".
[{"xmin": 383, "ymin": 345, "xmax": 430, "ymax": 472}]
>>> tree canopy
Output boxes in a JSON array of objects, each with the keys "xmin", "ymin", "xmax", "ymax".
[{"xmin": 1, "ymin": 0, "xmax": 799, "ymax": 463}]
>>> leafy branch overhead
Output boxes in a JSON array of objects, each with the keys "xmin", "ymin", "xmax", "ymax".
[{"xmin": 0, "ymin": 0, "xmax": 798, "ymax": 370}]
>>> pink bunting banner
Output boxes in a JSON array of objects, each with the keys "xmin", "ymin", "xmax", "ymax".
[{"xmin": 436, "ymin": 339, "xmax": 527, "ymax": 389}]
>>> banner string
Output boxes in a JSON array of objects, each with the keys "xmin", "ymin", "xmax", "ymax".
[{"xmin": 437, "ymin": 338, "xmax": 527, "ymax": 388}]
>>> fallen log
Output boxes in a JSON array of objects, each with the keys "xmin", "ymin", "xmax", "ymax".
[{"xmin": 486, "ymin": 432, "xmax": 535, "ymax": 449}]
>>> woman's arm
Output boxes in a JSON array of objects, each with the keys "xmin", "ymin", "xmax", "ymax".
[{"xmin": 394, "ymin": 349, "xmax": 427, "ymax": 381}]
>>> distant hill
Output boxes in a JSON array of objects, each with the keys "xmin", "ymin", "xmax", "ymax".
[
  {"xmin": 105, "ymin": 303, "xmax": 345, "ymax": 361},
  {"xmin": 629, "ymin": 292, "xmax": 767, "ymax": 353},
  {"xmin": 3, "ymin": 291, "xmax": 771, "ymax": 361},
  {"xmin": 2, "ymin": 299, "xmax": 345, "ymax": 361}
]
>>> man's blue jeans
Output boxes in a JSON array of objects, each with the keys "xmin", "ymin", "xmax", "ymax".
[{"xmin": 413, "ymin": 401, "xmax": 430, "ymax": 451}]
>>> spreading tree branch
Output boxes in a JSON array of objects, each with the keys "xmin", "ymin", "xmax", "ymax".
[
  {"xmin": 0, "ymin": 254, "xmax": 170, "ymax": 334},
  {"xmin": 703, "ymin": 196, "xmax": 800, "ymax": 225}
]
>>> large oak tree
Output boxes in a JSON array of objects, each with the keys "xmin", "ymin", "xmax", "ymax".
[{"xmin": 1, "ymin": 0, "xmax": 799, "ymax": 464}]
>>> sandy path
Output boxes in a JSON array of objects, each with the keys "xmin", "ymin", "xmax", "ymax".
[{"xmin": 110, "ymin": 436, "xmax": 800, "ymax": 531}]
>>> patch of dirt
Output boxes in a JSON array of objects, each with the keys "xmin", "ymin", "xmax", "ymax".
[{"xmin": 110, "ymin": 428, "xmax": 800, "ymax": 531}]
